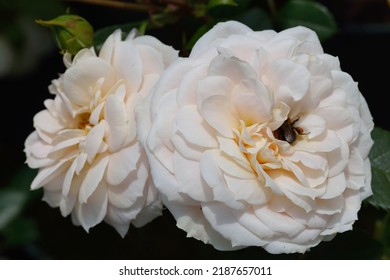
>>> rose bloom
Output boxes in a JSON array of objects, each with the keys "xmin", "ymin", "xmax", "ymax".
[
  {"xmin": 139, "ymin": 21, "xmax": 374, "ymax": 254},
  {"xmin": 24, "ymin": 29, "xmax": 178, "ymax": 236}
]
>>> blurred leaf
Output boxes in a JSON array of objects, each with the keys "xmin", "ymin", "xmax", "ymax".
[
  {"xmin": 0, "ymin": 189, "xmax": 28, "ymax": 231},
  {"xmin": 381, "ymin": 213, "xmax": 390, "ymax": 258},
  {"xmin": 374, "ymin": 212, "xmax": 390, "ymax": 259},
  {"xmin": 15, "ymin": 0, "xmax": 64, "ymax": 19},
  {"xmin": 0, "ymin": 166, "xmax": 37, "ymax": 231},
  {"xmin": 2, "ymin": 217, "xmax": 38, "ymax": 248},
  {"xmin": 208, "ymin": 0, "xmax": 251, "ymax": 18},
  {"xmin": 207, "ymin": 0, "xmax": 237, "ymax": 9},
  {"xmin": 367, "ymin": 126, "xmax": 390, "ymax": 211},
  {"xmin": 235, "ymin": 7, "xmax": 272, "ymax": 31},
  {"xmin": 276, "ymin": 0, "xmax": 338, "ymax": 42}
]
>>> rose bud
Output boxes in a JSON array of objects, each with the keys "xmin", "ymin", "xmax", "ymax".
[{"xmin": 36, "ymin": 14, "xmax": 93, "ymax": 55}]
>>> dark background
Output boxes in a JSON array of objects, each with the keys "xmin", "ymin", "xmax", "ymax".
[{"xmin": 0, "ymin": 0, "xmax": 389, "ymax": 259}]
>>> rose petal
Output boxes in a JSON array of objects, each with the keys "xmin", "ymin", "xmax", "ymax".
[
  {"xmin": 77, "ymin": 182, "xmax": 108, "ymax": 232},
  {"xmin": 175, "ymin": 105, "xmax": 218, "ymax": 148},
  {"xmin": 200, "ymin": 95, "xmax": 239, "ymax": 138},
  {"xmin": 106, "ymin": 143, "xmax": 140, "ymax": 186},
  {"xmin": 202, "ymin": 202, "xmax": 264, "ymax": 247},
  {"xmin": 78, "ymin": 154, "xmax": 109, "ymax": 203},
  {"xmin": 231, "ymin": 78, "xmax": 273, "ymax": 125},
  {"xmin": 105, "ymin": 94, "xmax": 128, "ymax": 152},
  {"xmin": 85, "ymin": 122, "xmax": 106, "ymax": 163}
]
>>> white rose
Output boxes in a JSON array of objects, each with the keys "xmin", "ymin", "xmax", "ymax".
[
  {"xmin": 140, "ymin": 21, "xmax": 374, "ymax": 254},
  {"xmin": 24, "ymin": 29, "xmax": 178, "ymax": 236}
]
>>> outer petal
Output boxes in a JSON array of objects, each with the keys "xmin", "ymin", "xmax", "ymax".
[
  {"xmin": 77, "ymin": 182, "xmax": 108, "ymax": 232},
  {"xmin": 191, "ymin": 21, "xmax": 253, "ymax": 57}
]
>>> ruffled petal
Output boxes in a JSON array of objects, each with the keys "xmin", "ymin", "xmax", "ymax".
[
  {"xmin": 79, "ymin": 154, "xmax": 109, "ymax": 203},
  {"xmin": 105, "ymin": 94, "xmax": 128, "ymax": 152},
  {"xmin": 77, "ymin": 182, "xmax": 108, "ymax": 232}
]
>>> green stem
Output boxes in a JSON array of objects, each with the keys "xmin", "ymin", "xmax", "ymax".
[
  {"xmin": 267, "ymin": 0, "xmax": 277, "ymax": 18},
  {"xmin": 62, "ymin": 0, "xmax": 162, "ymax": 13}
]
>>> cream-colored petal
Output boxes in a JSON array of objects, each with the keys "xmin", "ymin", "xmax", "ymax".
[
  {"xmin": 320, "ymin": 173, "xmax": 347, "ymax": 199},
  {"xmin": 30, "ymin": 161, "xmax": 70, "ymax": 190},
  {"xmin": 112, "ymin": 41, "xmax": 143, "ymax": 93},
  {"xmin": 89, "ymin": 102, "xmax": 104, "ymax": 126},
  {"xmin": 60, "ymin": 170, "xmax": 82, "ymax": 216},
  {"xmin": 106, "ymin": 143, "xmax": 141, "ymax": 186},
  {"xmin": 107, "ymin": 160, "xmax": 148, "ymax": 208},
  {"xmin": 231, "ymin": 78, "xmax": 273, "ymax": 125},
  {"xmin": 175, "ymin": 105, "xmax": 218, "ymax": 148},
  {"xmin": 224, "ymin": 173, "xmax": 270, "ymax": 206},
  {"xmin": 167, "ymin": 200, "xmax": 237, "ymax": 250},
  {"xmin": 48, "ymin": 136, "xmax": 83, "ymax": 159},
  {"xmin": 133, "ymin": 34, "xmax": 179, "ymax": 68},
  {"xmin": 254, "ymin": 206, "xmax": 305, "ymax": 238},
  {"xmin": 170, "ymin": 133, "xmax": 204, "ymax": 161},
  {"xmin": 200, "ymin": 95, "xmax": 239, "ymax": 138},
  {"xmin": 176, "ymin": 64, "xmax": 207, "ymax": 107},
  {"xmin": 24, "ymin": 132, "xmax": 54, "ymax": 168},
  {"xmin": 98, "ymin": 29, "xmax": 120, "ymax": 63},
  {"xmin": 293, "ymin": 130, "xmax": 341, "ymax": 153},
  {"xmin": 197, "ymin": 75, "xmax": 235, "ymax": 104},
  {"xmin": 190, "ymin": 20, "xmax": 252, "ymax": 57},
  {"xmin": 85, "ymin": 122, "xmax": 106, "ymax": 163},
  {"xmin": 78, "ymin": 153, "xmax": 109, "ymax": 203},
  {"xmin": 208, "ymin": 53, "xmax": 257, "ymax": 84},
  {"xmin": 132, "ymin": 198, "xmax": 163, "ymax": 228},
  {"xmin": 34, "ymin": 109, "xmax": 63, "ymax": 138},
  {"xmin": 268, "ymin": 59, "xmax": 310, "ymax": 102},
  {"xmin": 77, "ymin": 182, "xmax": 108, "ymax": 232},
  {"xmin": 200, "ymin": 150, "xmax": 244, "ymax": 210},
  {"xmin": 105, "ymin": 94, "xmax": 128, "ymax": 152},
  {"xmin": 202, "ymin": 202, "xmax": 263, "ymax": 248},
  {"xmin": 345, "ymin": 146, "xmax": 366, "ymax": 190},
  {"xmin": 174, "ymin": 151, "xmax": 213, "ymax": 202},
  {"xmin": 63, "ymin": 57, "xmax": 114, "ymax": 106}
]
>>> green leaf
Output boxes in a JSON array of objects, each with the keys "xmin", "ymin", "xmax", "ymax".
[
  {"xmin": 0, "ymin": 189, "xmax": 28, "ymax": 231},
  {"xmin": 207, "ymin": 0, "xmax": 237, "ymax": 9},
  {"xmin": 208, "ymin": 0, "xmax": 251, "ymax": 18},
  {"xmin": 0, "ymin": 166, "xmax": 37, "ymax": 231},
  {"xmin": 15, "ymin": 0, "xmax": 65, "ymax": 19},
  {"xmin": 2, "ymin": 217, "xmax": 39, "ymax": 248},
  {"xmin": 367, "ymin": 126, "xmax": 390, "ymax": 211},
  {"xmin": 276, "ymin": 0, "xmax": 338, "ymax": 42},
  {"xmin": 381, "ymin": 213, "xmax": 390, "ymax": 258},
  {"xmin": 374, "ymin": 212, "xmax": 390, "ymax": 258},
  {"xmin": 235, "ymin": 7, "xmax": 272, "ymax": 31}
]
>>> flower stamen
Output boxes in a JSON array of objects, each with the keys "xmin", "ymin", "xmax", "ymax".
[{"xmin": 77, "ymin": 112, "xmax": 92, "ymax": 130}]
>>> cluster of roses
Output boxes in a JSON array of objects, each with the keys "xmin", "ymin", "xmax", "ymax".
[{"xmin": 24, "ymin": 21, "xmax": 374, "ymax": 254}]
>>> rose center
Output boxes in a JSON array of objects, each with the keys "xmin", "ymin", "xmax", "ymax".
[
  {"xmin": 234, "ymin": 120, "xmax": 284, "ymax": 173},
  {"xmin": 77, "ymin": 112, "xmax": 93, "ymax": 131}
]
